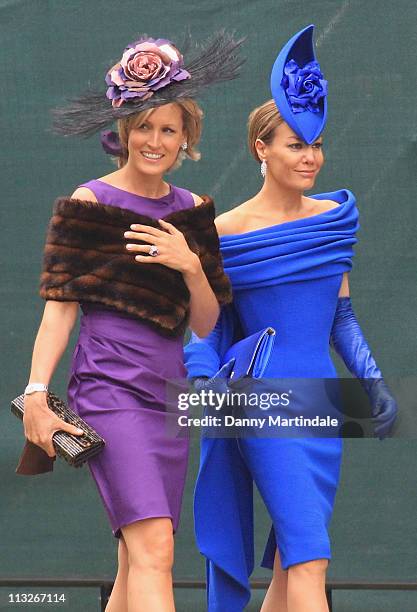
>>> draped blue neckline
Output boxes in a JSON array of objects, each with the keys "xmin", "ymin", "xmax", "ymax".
[
  {"xmin": 220, "ymin": 189, "xmax": 354, "ymax": 240},
  {"xmin": 219, "ymin": 189, "xmax": 359, "ymax": 290}
]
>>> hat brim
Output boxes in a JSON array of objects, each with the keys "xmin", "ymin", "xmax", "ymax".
[{"xmin": 52, "ymin": 31, "xmax": 245, "ymax": 137}]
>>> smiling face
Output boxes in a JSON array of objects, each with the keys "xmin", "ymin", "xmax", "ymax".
[
  {"xmin": 125, "ymin": 103, "xmax": 185, "ymax": 176},
  {"xmin": 256, "ymin": 121, "xmax": 324, "ymax": 190}
]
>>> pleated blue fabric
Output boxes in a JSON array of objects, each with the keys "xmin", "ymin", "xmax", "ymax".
[
  {"xmin": 184, "ymin": 189, "xmax": 359, "ymax": 611},
  {"xmin": 220, "ymin": 189, "xmax": 358, "ymax": 290}
]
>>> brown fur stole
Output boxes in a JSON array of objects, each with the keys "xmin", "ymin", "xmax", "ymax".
[{"xmin": 39, "ymin": 195, "xmax": 232, "ymax": 336}]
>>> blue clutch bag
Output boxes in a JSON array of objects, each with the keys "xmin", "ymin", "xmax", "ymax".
[{"xmin": 221, "ymin": 327, "xmax": 276, "ymax": 380}]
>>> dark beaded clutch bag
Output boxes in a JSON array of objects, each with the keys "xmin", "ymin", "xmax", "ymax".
[{"xmin": 11, "ymin": 392, "xmax": 105, "ymax": 468}]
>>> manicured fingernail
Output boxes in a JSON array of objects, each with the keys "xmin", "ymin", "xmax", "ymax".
[{"xmin": 126, "ymin": 244, "xmax": 134, "ymax": 249}]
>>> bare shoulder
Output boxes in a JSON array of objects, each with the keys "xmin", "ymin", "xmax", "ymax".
[
  {"xmin": 215, "ymin": 204, "xmax": 247, "ymax": 237},
  {"xmin": 303, "ymin": 196, "xmax": 340, "ymax": 215},
  {"xmin": 70, "ymin": 187, "xmax": 98, "ymax": 203},
  {"xmin": 314, "ymin": 198, "xmax": 340, "ymax": 213},
  {"xmin": 191, "ymin": 192, "xmax": 204, "ymax": 206}
]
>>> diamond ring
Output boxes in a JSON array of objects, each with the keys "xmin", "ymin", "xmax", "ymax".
[{"xmin": 149, "ymin": 245, "xmax": 159, "ymax": 257}]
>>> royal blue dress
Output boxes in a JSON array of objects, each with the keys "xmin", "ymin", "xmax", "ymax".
[{"xmin": 184, "ymin": 189, "xmax": 359, "ymax": 611}]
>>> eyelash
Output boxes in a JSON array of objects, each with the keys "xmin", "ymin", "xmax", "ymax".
[
  {"xmin": 138, "ymin": 124, "xmax": 176, "ymax": 134},
  {"xmin": 288, "ymin": 143, "xmax": 323, "ymax": 150}
]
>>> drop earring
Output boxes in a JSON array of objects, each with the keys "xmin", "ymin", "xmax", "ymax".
[
  {"xmin": 260, "ymin": 160, "xmax": 267, "ymax": 178},
  {"xmin": 181, "ymin": 142, "xmax": 188, "ymax": 151}
]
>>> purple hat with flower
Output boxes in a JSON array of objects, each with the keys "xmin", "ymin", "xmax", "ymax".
[
  {"xmin": 270, "ymin": 24, "xmax": 327, "ymax": 144},
  {"xmin": 52, "ymin": 31, "xmax": 244, "ymax": 137},
  {"xmin": 105, "ymin": 38, "xmax": 191, "ymax": 108}
]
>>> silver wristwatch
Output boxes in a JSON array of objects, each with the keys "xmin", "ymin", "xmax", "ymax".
[{"xmin": 24, "ymin": 383, "xmax": 49, "ymax": 395}]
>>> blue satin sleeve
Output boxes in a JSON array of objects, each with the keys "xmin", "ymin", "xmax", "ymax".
[{"xmin": 184, "ymin": 304, "xmax": 241, "ymax": 378}]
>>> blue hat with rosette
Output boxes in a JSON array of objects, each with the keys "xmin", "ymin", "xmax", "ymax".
[{"xmin": 270, "ymin": 24, "xmax": 327, "ymax": 144}]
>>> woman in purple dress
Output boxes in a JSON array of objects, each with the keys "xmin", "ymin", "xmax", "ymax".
[{"xmin": 20, "ymin": 34, "xmax": 242, "ymax": 611}]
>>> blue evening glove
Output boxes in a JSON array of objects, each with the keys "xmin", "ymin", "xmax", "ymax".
[{"xmin": 330, "ymin": 297, "xmax": 398, "ymax": 438}]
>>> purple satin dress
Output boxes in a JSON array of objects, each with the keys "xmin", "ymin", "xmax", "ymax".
[{"xmin": 67, "ymin": 180, "xmax": 194, "ymax": 538}]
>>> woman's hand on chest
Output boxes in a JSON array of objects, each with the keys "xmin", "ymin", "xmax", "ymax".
[{"xmin": 124, "ymin": 218, "xmax": 201, "ymax": 276}]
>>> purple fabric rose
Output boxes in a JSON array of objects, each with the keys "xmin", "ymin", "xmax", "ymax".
[
  {"xmin": 105, "ymin": 38, "xmax": 191, "ymax": 108},
  {"xmin": 281, "ymin": 59, "xmax": 327, "ymax": 114}
]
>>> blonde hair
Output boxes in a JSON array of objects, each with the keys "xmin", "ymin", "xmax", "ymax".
[
  {"xmin": 117, "ymin": 99, "xmax": 203, "ymax": 170},
  {"xmin": 247, "ymin": 99, "xmax": 284, "ymax": 162}
]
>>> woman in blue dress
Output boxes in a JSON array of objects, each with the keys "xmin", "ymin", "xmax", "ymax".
[{"xmin": 185, "ymin": 26, "xmax": 397, "ymax": 611}]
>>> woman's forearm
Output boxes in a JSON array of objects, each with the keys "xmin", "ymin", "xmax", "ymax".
[
  {"xmin": 24, "ymin": 300, "xmax": 83, "ymax": 458},
  {"xmin": 28, "ymin": 301, "xmax": 79, "ymax": 385},
  {"xmin": 183, "ymin": 259, "xmax": 220, "ymax": 338}
]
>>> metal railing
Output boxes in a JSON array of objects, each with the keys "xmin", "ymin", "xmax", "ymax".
[{"xmin": 1, "ymin": 578, "xmax": 416, "ymax": 611}]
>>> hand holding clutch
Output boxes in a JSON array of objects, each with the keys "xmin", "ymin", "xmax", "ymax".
[
  {"xmin": 191, "ymin": 360, "xmax": 235, "ymax": 394},
  {"xmin": 12, "ymin": 392, "xmax": 105, "ymax": 474},
  {"xmin": 191, "ymin": 327, "xmax": 276, "ymax": 393},
  {"xmin": 330, "ymin": 297, "xmax": 398, "ymax": 438}
]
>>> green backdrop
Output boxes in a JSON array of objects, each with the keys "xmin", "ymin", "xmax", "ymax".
[{"xmin": 1, "ymin": 1, "xmax": 416, "ymax": 610}]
